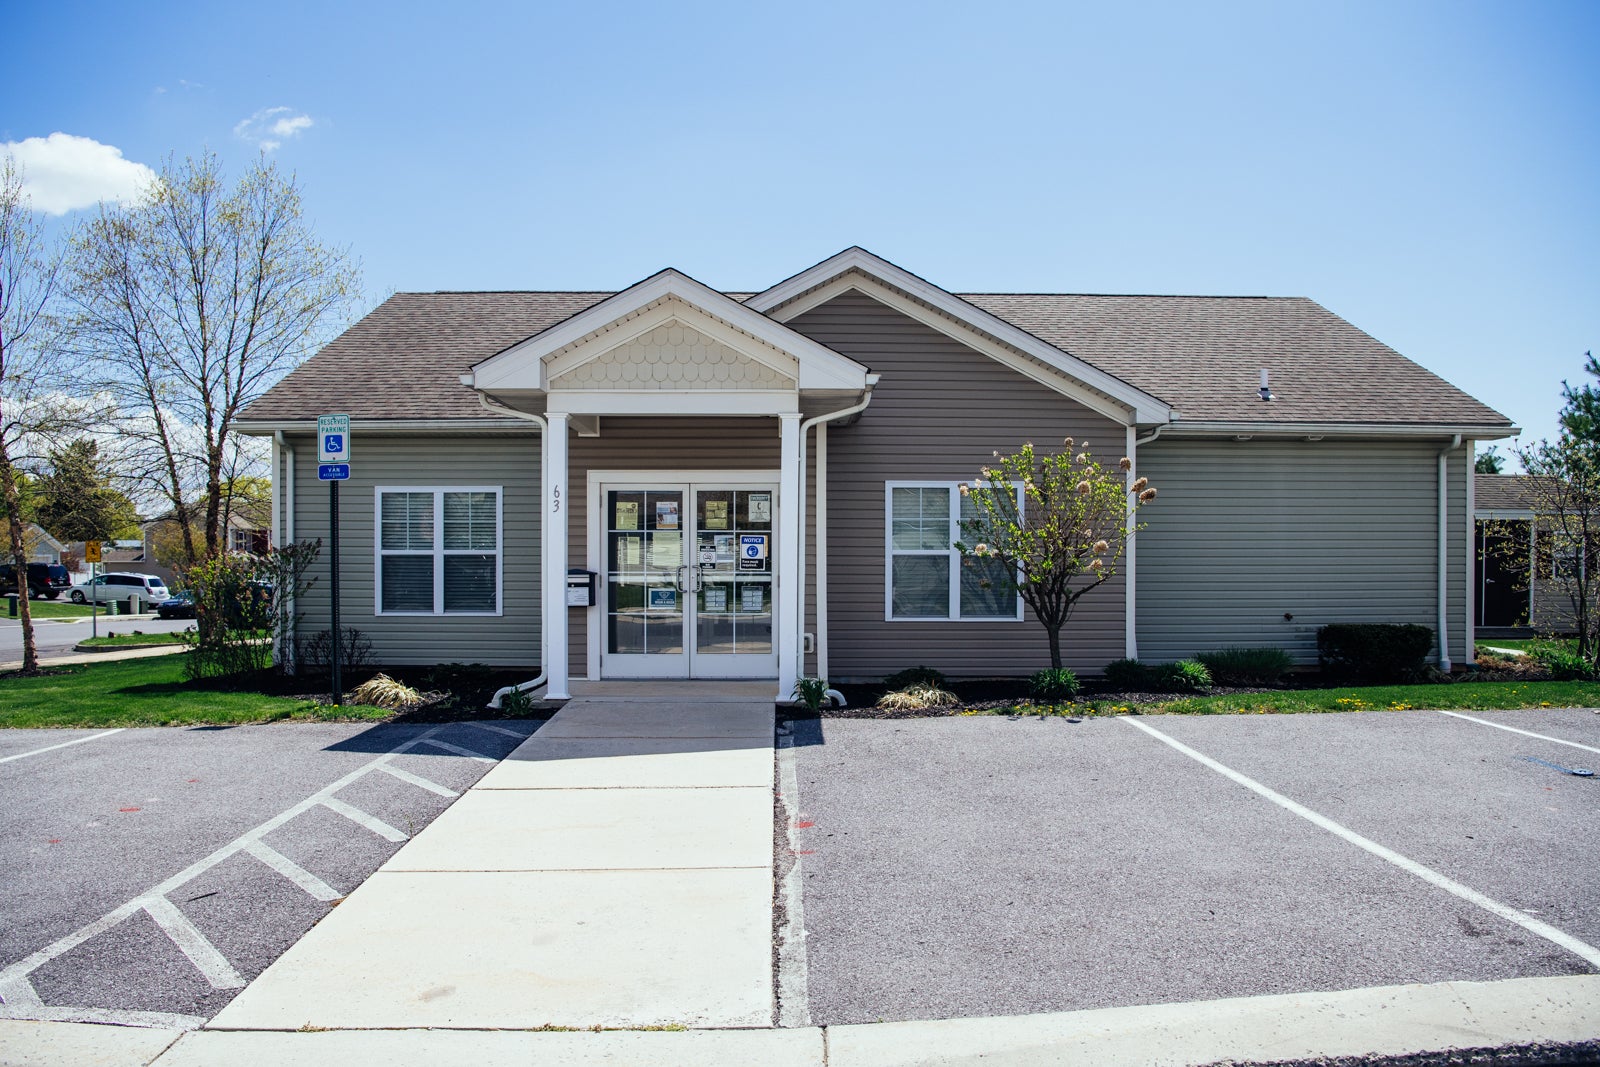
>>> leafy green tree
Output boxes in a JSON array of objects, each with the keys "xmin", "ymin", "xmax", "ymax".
[
  {"xmin": 1514, "ymin": 353, "xmax": 1600, "ymax": 671},
  {"xmin": 65, "ymin": 151, "xmax": 359, "ymax": 565},
  {"xmin": 956, "ymin": 437, "xmax": 1158, "ymax": 669},
  {"xmin": 33, "ymin": 438, "xmax": 139, "ymax": 542},
  {"xmin": 1474, "ymin": 445, "xmax": 1506, "ymax": 475}
]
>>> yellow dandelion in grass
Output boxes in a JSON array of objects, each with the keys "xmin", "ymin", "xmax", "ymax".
[{"xmin": 1540, "ymin": 702, "xmax": 1552, "ymax": 707}]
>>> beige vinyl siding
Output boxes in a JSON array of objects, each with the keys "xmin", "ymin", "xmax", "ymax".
[
  {"xmin": 565, "ymin": 417, "xmax": 791, "ymax": 678},
  {"xmin": 1136, "ymin": 439, "xmax": 1471, "ymax": 666},
  {"xmin": 287, "ymin": 432, "xmax": 541, "ymax": 667},
  {"xmin": 785, "ymin": 290, "xmax": 1128, "ymax": 681}
]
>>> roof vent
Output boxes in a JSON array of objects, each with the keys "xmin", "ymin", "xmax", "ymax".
[{"xmin": 1259, "ymin": 369, "xmax": 1274, "ymax": 402}]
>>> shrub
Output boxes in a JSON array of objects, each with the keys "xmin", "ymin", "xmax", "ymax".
[
  {"xmin": 1028, "ymin": 667, "xmax": 1080, "ymax": 701},
  {"xmin": 877, "ymin": 684, "xmax": 960, "ymax": 710},
  {"xmin": 1195, "ymin": 647, "xmax": 1293, "ymax": 687},
  {"xmin": 1157, "ymin": 659, "xmax": 1213, "ymax": 693},
  {"xmin": 883, "ymin": 665, "xmax": 949, "ymax": 690},
  {"xmin": 1103, "ymin": 658, "xmax": 1154, "ymax": 689},
  {"xmin": 296, "ymin": 628, "xmax": 375, "ymax": 677},
  {"xmin": 181, "ymin": 553, "xmax": 274, "ymax": 681},
  {"xmin": 348, "ymin": 673, "xmax": 424, "ymax": 709},
  {"xmin": 1318, "ymin": 624, "xmax": 1434, "ymax": 684},
  {"xmin": 1530, "ymin": 644, "xmax": 1595, "ymax": 681},
  {"xmin": 422, "ymin": 662, "xmax": 491, "ymax": 693}
]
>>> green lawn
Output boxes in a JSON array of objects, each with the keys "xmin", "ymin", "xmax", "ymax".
[
  {"xmin": 979, "ymin": 679, "xmax": 1600, "ymax": 718},
  {"xmin": 0, "ymin": 654, "xmax": 390, "ymax": 728},
  {"xmin": 77, "ymin": 633, "xmax": 191, "ymax": 648},
  {"xmin": 1, "ymin": 600, "xmax": 95, "ymax": 620}
]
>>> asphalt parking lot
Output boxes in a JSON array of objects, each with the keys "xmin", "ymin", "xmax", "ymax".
[
  {"xmin": 786, "ymin": 707, "xmax": 1600, "ymax": 1026},
  {"xmin": 0, "ymin": 719, "xmax": 539, "ymax": 1027}
]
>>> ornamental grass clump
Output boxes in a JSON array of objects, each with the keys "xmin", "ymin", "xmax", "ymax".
[
  {"xmin": 348, "ymin": 673, "xmax": 425, "ymax": 709},
  {"xmin": 877, "ymin": 684, "xmax": 960, "ymax": 710},
  {"xmin": 957, "ymin": 438, "xmax": 1158, "ymax": 669},
  {"xmin": 1195, "ymin": 647, "xmax": 1293, "ymax": 686}
]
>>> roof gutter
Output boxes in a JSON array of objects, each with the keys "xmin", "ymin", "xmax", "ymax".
[
  {"xmin": 1154, "ymin": 421, "xmax": 1519, "ymax": 440},
  {"xmin": 473, "ymin": 393, "xmax": 549, "ymax": 708}
]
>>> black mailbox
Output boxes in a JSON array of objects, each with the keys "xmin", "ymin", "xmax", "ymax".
[{"xmin": 567, "ymin": 568, "xmax": 597, "ymax": 608}]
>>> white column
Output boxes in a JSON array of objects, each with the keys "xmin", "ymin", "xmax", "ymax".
[
  {"xmin": 776, "ymin": 413, "xmax": 803, "ymax": 701},
  {"xmin": 545, "ymin": 413, "xmax": 571, "ymax": 699}
]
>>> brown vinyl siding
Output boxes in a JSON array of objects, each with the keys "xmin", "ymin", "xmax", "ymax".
[
  {"xmin": 286, "ymin": 432, "xmax": 541, "ymax": 667},
  {"xmin": 785, "ymin": 290, "xmax": 1128, "ymax": 681},
  {"xmin": 1135, "ymin": 439, "xmax": 1471, "ymax": 665},
  {"xmin": 564, "ymin": 417, "xmax": 789, "ymax": 679}
]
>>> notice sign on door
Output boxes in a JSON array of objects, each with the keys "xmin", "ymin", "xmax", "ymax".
[
  {"xmin": 738, "ymin": 534, "xmax": 768, "ymax": 571},
  {"xmin": 648, "ymin": 588, "xmax": 677, "ymax": 611}
]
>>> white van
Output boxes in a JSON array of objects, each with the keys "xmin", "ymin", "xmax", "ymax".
[{"xmin": 70, "ymin": 573, "xmax": 172, "ymax": 606}]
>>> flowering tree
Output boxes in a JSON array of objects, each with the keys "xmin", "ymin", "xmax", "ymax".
[{"xmin": 956, "ymin": 437, "xmax": 1157, "ymax": 669}]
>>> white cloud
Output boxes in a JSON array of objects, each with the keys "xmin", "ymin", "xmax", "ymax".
[
  {"xmin": 2, "ymin": 133, "xmax": 157, "ymax": 216},
  {"xmin": 233, "ymin": 107, "xmax": 314, "ymax": 152}
]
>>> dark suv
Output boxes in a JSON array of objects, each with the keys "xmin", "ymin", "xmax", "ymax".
[{"xmin": 0, "ymin": 562, "xmax": 74, "ymax": 600}]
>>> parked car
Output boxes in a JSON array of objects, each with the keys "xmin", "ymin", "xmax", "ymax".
[
  {"xmin": 155, "ymin": 591, "xmax": 197, "ymax": 619},
  {"xmin": 0, "ymin": 562, "xmax": 73, "ymax": 600},
  {"xmin": 69, "ymin": 572, "xmax": 172, "ymax": 607}
]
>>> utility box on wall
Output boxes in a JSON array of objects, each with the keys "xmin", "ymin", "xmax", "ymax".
[{"xmin": 567, "ymin": 568, "xmax": 597, "ymax": 608}]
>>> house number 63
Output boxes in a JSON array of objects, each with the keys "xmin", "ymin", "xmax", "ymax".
[{"xmin": 552, "ymin": 486, "xmax": 561, "ymax": 513}]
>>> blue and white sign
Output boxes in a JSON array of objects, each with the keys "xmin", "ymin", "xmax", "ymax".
[
  {"xmin": 738, "ymin": 533, "xmax": 769, "ymax": 571},
  {"xmin": 318, "ymin": 463, "xmax": 350, "ymax": 481},
  {"xmin": 317, "ymin": 414, "xmax": 351, "ymax": 463},
  {"xmin": 648, "ymin": 588, "xmax": 677, "ymax": 611}
]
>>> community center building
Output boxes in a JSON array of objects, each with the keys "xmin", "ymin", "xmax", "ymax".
[{"xmin": 238, "ymin": 248, "xmax": 1516, "ymax": 700}]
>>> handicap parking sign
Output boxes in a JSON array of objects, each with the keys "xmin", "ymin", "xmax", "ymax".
[{"xmin": 317, "ymin": 414, "xmax": 350, "ymax": 463}]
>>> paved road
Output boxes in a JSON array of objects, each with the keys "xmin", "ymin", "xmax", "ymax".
[
  {"xmin": 0, "ymin": 720, "xmax": 540, "ymax": 1028},
  {"xmin": 0, "ymin": 615, "xmax": 195, "ymax": 660},
  {"xmin": 786, "ymin": 707, "xmax": 1600, "ymax": 1026}
]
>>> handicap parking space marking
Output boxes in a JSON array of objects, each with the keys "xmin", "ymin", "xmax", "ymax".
[
  {"xmin": 418, "ymin": 736, "xmax": 496, "ymax": 763},
  {"xmin": 0, "ymin": 721, "xmax": 491, "ymax": 1028},
  {"xmin": 1121, "ymin": 716, "xmax": 1600, "ymax": 970},
  {"xmin": 1435, "ymin": 710, "xmax": 1600, "ymax": 757},
  {"xmin": 0, "ymin": 729, "xmax": 124, "ymax": 765}
]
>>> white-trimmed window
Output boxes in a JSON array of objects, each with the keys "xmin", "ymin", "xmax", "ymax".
[
  {"xmin": 376, "ymin": 487, "xmax": 502, "ymax": 615},
  {"xmin": 885, "ymin": 482, "xmax": 1022, "ymax": 621}
]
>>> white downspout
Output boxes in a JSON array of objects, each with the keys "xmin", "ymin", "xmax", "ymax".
[
  {"xmin": 1464, "ymin": 440, "xmax": 1476, "ymax": 664},
  {"xmin": 475, "ymin": 393, "xmax": 550, "ymax": 708},
  {"xmin": 1438, "ymin": 434, "xmax": 1462, "ymax": 671},
  {"xmin": 796, "ymin": 375, "xmax": 878, "ymax": 703},
  {"xmin": 1124, "ymin": 424, "xmax": 1138, "ymax": 660}
]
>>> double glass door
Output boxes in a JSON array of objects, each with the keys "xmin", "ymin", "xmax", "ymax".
[{"xmin": 601, "ymin": 483, "xmax": 777, "ymax": 678}]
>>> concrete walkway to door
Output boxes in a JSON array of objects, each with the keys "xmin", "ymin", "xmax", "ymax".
[{"xmin": 208, "ymin": 686, "xmax": 776, "ymax": 1031}]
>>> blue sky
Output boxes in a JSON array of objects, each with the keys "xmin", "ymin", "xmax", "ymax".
[{"xmin": 10, "ymin": 0, "xmax": 1596, "ymax": 458}]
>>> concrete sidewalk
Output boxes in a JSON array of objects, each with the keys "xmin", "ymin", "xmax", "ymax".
[
  {"xmin": 204, "ymin": 691, "xmax": 776, "ymax": 1031},
  {"xmin": 4, "ymin": 974, "xmax": 1598, "ymax": 1065}
]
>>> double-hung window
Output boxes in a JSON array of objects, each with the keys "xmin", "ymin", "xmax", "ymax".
[
  {"xmin": 376, "ymin": 487, "xmax": 502, "ymax": 615},
  {"xmin": 885, "ymin": 482, "xmax": 1021, "ymax": 621}
]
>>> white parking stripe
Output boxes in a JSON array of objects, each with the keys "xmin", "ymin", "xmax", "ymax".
[
  {"xmin": 462, "ymin": 721, "xmax": 530, "ymax": 740},
  {"xmin": 143, "ymin": 897, "xmax": 246, "ymax": 989},
  {"xmin": 419, "ymin": 737, "xmax": 494, "ymax": 763},
  {"xmin": 376, "ymin": 762, "xmax": 458, "ymax": 797},
  {"xmin": 1435, "ymin": 710, "xmax": 1600, "ymax": 756},
  {"xmin": 0, "ymin": 729, "xmax": 123, "ymax": 765},
  {"xmin": 0, "ymin": 976, "xmax": 43, "ymax": 1008},
  {"xmin": 319, "ymin": 797, "xmax": 408, "ymax": 842},
  {"xmin": 244, "ymin": 841, "xmax": 341, "ymax": 901},
  {"xmin": 1122, "ymin": 716, "xmax": 1600, "ymax": 969},
  {"xmin": 0, "ymin": 723, "xmax": 455, "ymax": 993}
]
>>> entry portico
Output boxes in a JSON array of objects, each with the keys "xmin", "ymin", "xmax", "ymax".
[{"xmin": 461, "ymin": 268, "xmax": 873, "ymax": 700}]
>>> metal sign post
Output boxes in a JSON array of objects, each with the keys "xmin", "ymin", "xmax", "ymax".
[
  {"xmin": 318, "ymin": 415, "xmax": 351, "ymax": 706},
  {"xmin": 84, "ymin": 540, "xmax": 102, "ymax": 638}
]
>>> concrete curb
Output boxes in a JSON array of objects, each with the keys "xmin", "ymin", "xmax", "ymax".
[
  {"xmin": 0, "ymin": 645, "xmax": 187, "ymax": 672},
  {"xmin": 825, "ymin": 974, "xmax": 1600, "ymax": 1066},
  {"xmin": 3, "ymin": 974, "xmax": 1596, "ymax": 1066}
]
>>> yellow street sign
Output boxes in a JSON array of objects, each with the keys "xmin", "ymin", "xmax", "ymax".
[{"xmin": 85, "ymin": 541, "xmax": 102, "ymax": 563}]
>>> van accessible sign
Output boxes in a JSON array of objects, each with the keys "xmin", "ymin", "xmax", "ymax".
[{"xmin": 318, "ymin": 414, "xmax": 350, "ymax": 481}]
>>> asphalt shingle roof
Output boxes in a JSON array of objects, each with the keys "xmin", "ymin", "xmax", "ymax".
[
  {"xmin": 240, "ymin": 289, "xmax": 1512, "ymax": 430},
  {"xmin": 1474, "ymin": 473, "xmax": 1535, "ymax": 511}
]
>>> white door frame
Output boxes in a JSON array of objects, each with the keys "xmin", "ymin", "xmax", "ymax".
[{"xmin": 587, "ymin": 469, "xmax": 782, "ymax": 681}]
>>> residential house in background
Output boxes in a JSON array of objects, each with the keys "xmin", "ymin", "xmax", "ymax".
[
  {"xmin": 22, "ymin": 524, "xmax": 65, "ymax": 565},
  {"xmin": 1474, "ymin": 473, "xmax": 1577, "ymax": 632},
  {"xmin": 237, "ymin": 248, "xmax": 1517, "ymax": 699}
]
